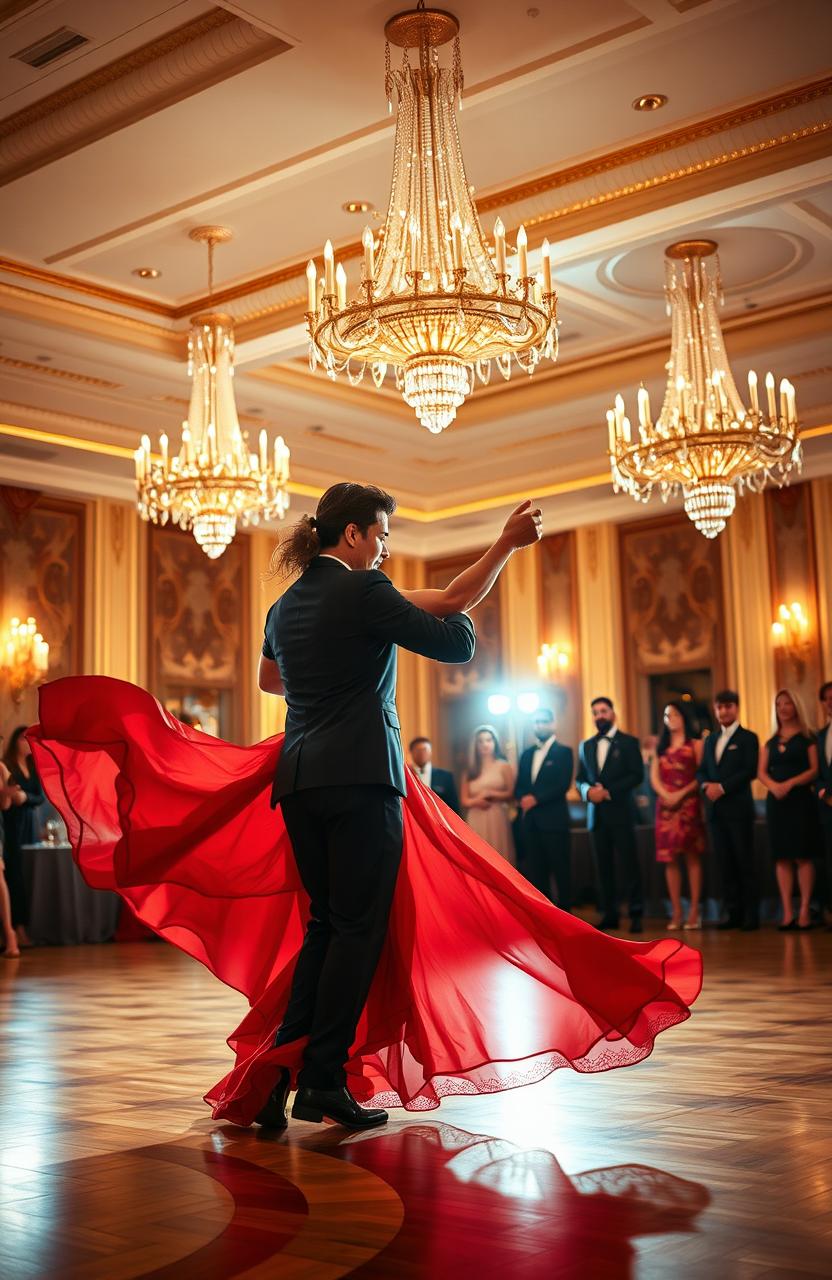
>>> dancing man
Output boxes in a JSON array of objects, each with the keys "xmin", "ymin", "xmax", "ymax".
[{"xmin": 256, "ymin": 482, "xmax": 542, "ymax": 1130}]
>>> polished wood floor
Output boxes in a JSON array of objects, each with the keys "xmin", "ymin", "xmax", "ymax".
[{"xmin": 1, "ymin": 924, "xmax": 831, "ymax": 1279}]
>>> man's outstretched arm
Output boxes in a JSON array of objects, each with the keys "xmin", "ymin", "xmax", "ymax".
[{"xmin": 400, "ymin": 501, "xmax": 542, "ymax": 618}]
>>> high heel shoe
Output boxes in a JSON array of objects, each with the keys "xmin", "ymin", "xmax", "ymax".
[
  {"xmin": 683, "ymin": 918, "xmax": 702, "ymax": 930},
  {"xmin": 666, "ymin": 919, "xmax": 683, "ymax": 931}
]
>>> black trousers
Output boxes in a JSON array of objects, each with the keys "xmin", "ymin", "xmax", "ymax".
[
  {"xmin": 820, "ymin": 820, "xmax": 832, "ymax": 910},
  {"xmin": 590, "ymin": 819, "xmax": 642, "ymax": 919},
  {"xmin": 709, "ymin": 812, "xmax": 758, "ymax": 925},
  {"xmin": 522, "ymin": 825, "xmax": 572, "ymax": 910},
  {"xmin": 275, "ymin": 784, "xmax": 403, "ymax": 1090}
]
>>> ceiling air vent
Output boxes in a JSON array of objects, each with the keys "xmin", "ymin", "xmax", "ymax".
[{"xmin": 12, "ymin": 27, "xmax": 90, "ymax": 70}]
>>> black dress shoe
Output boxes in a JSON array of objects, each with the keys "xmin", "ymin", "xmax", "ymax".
[
  {"xmin": 629, "ymin": 917, "xmax": 643, "ymax": 934},
  {"xmin": 597, "ymin": 915, "xmax": 620, "ymax": 930},
  {"xmin": 254, "ymin": 1067, "xmax": 291, "ymax": 1129},
  {"xmin": 292, "ymin": 1085, "xmax": 388, "ymax": 1130}
]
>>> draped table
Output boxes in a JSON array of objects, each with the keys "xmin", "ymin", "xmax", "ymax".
[{"xmin": 22, "ymin": 843, "xmax": 121, "ymax": 945}]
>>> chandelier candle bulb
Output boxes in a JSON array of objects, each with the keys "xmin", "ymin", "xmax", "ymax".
[
  {"xmin": 160, "ymin": 433, "xmax": 168, "ymax": 470},
  {"xmin": 786, "ymin": 381, "xmax": 796, "ymax": 424},
  {"xmin": 765, "ymin": 372, "xmax": 777, "ymax": 423},
  {"xmin": 748, "ymin": 370, "xmax": 759, "ymax": 418},
  {"xmin": 324, "ymin": 241, "xmax": 335, "ymax": 296},
  {"xmin": 533, "ymin": 275, "xmax": 543, "ymax": 305},
  {"xmin": 516, "ymin": 224, "xmax": 528, "ymax": 278},
  {"xmin": 541, "ymin": 239, "xmax": 553, "ymax": 294},
  {"xmin": 607, "ymin": 409, "xmax": 616, "ymax": 455},
  {"xmin": 362, "ymin": 227, "xmax": 375, "ymax": 282},
  {"xmin": 779, "ymin": 379, "xmax": 789, "ymax": 425},
  {"xmin": 306, "ymin": 260, "xmax": 317, "ymax": 313},
  {"xmin": 410, "ymin": 218, "xmax": 420, "ymax": 274},
  {"xmin": 336, "ymin": 263, "xmax": 347, "ymax": 311},
  {"xmin": 494, "ymin": 217, "xmax": 507, "ymax": 274}
]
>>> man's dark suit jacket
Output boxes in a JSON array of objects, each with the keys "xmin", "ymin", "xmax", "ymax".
[
  {"xmin": 515, "ymin": 740, "xmax": 573, "ymax": 831},
  {"xmin": 816, "ymin": 726, "xmax": 832, "ymax": 829},
  {"xmin": 696, "ymin": 725, "xmax": 759, "ymax": 821},
  {"xmin": 263, "ymin": 556, "xmax": 475, "ymax": 803},
  {"xmin": 426, "ymin": 766, "xmax": 461, "ymax": 815},
  {"xmin": 575, "ymin": 730, "xmax": 643, "ymax": 830}
]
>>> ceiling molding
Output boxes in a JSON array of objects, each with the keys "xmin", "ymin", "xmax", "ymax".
[
  {"xmin": 0, "ymin": 8, "xmax": 292, "ymax": 186},
  {"xmin": 3, "ymin": 75, "xmax": 829, "ymax": 325}
]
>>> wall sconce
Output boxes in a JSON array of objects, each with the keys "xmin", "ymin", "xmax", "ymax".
[
  {"xmin": 0, "ymin": 616, "xmax": 49, "ymax": 704},
  {"xmin": 537, "ymin": 643, "xmax": 570, "ymax": 678},
  {"xmin": 771, "ymin": 601, "xmax": 811, "ymax": 681}
]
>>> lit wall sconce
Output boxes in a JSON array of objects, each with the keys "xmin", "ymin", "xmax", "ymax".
[
  {"xmin": 537, "ymin": 643, "xmax": 570, "ymax": 678},
  {"xmin": 0, "ymin": 616, "xmax": 49, "ymax": 704},
  {"xmin": 771, "ymin": 601, "xmax": 811, "ymax": 681}
]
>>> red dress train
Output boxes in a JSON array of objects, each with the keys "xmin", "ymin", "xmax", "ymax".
[{"xmin": 29, "ymin": 677, "xmax": 702, "ymax": 1126}]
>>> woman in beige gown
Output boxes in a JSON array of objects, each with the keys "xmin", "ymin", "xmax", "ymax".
[{"xmin": 461, "ymin": 725, "xmax": 517, "ymax": 865}]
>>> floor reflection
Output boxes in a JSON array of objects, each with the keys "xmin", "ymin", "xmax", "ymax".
[{"xmin": 217, "ymin": 1118, "xmax": 710, "ymax": 1278}]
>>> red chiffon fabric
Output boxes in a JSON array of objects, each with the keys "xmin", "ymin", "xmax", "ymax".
[{"xmin": 29, "ymin": 676, "xmax": 702, "ymax": 1126}]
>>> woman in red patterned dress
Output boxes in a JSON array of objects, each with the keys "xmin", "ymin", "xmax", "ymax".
[{"xmin": 651, "ymin": 702, "xmax": 706, "ymax": 932}]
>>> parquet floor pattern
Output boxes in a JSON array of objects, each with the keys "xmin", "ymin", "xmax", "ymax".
[{"xmin": 1, "ymin": 926, "xmax": 830, "ymax": 1279}]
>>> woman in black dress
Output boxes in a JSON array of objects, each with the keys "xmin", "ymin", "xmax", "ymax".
[
  {"xmin": 759, "ymin": 690, "xmax": 819, "ymax": 930},
  {"xmin": 2, "ymin": 726, "xmax": 45, "ymax": 949},
  {"xmin": 0, "ymin": 731, "xmax": 26, "ymax": 958}
]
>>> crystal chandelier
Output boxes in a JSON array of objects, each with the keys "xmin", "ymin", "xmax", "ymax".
[
  {"xmin": 1, "ymin": 615, "xmax": 49, "ymax": 703},
  {"xmin": 136, "ymin": 226, "xmax": 291, "ymax": 559},
  {"xmin": 607, "ymin": 239, "xmax": 801, "ymax": 539},
  {"xmin": 306, "ymin": 3, "xmax": 558, "ymax": 434}
]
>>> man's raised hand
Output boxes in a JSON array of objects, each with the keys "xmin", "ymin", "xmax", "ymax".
[{"xmin": 501, "ymin": 500, "xmax": 543, "ymax": 550}]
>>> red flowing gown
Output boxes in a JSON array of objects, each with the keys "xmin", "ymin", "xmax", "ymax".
[{"xmin": 29, "ymin": 677, "xmax": 702, "ymax": 1126}]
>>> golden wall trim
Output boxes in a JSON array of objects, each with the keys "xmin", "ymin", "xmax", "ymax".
[{"xmin": 0, "ymin": 256, "xmax": 178, "ymax": 317}]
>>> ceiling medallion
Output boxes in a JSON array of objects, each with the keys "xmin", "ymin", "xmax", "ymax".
[
  {"xmin": 607, "ymin": 239, "xmax": 801, "ymax": 539},
  {"xmin": 306, "ymin": 2, "xmax": 559, "ymax": 434},
  {"xmin": 135, "ymin": 226, "xmax": 290, "ymax": 559}
]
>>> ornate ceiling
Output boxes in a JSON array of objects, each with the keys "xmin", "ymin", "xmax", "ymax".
[{"xmin": 0, "ymin": 0, "xmax": 830, "ymax": 554}]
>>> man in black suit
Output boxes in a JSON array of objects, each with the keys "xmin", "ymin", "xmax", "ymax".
[
  {"xmin": 816, "ymin": 681, "xmax": 832, "ymax": 927},
  {"xmin": 576, "ymin": 696, "xmax": 644, "ymax": 933},
  {"xmin": 696, "ymin": 689, "xmax": 760, "ymax": 931},
  {"xmin": 515, "ymin": 707, "xmax": 573, "ymax": 909},
  {"xmin": 409, "ymin": 736, "xmax": 460, "ymax": 815},
  {"xmin": 256, "ymin": 483, "xmax": 542, "ymax": 1130}
]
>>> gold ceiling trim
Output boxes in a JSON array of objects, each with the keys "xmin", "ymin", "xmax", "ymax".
[
  {"xmin": 0, "ymin": 354, "xmax": 121, "ymax": 389},
  {"xmin": 0, "ymin": 10, "xmax": 291, "ymax": 187},
  {"xmin": 2, "ymin": 75, "xmax": 828, "ymax": 323},
  {"xmin": 475, "ymin": 74, "xmax": 832, "ymax": 214},
  {"xmin": 3, "ymin": 422, "xmax": 830, "ymax": 523}
]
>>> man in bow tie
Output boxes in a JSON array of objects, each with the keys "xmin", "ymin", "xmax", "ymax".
[
  {"xmin": 696, "ymin": 689, "xmax": 760, "ymax": 931},
  {"xmin": 576, "ymin": 697, "xmax": 644, "ymax": 932},
  {"xmin": 409, "ymin": 736, "xmax": 461, "ymax": 815}
]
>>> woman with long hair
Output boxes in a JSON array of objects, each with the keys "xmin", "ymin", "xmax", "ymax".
[
  {"xmin": 759, "ymin": 689, "xmax": 819, "ymax": 930},
  {"xmin": 460, "ymin": 724, "xmax": 517, "ymax": 865},
  {"xmin": 651, "ymin": 701, "xmax": 706, "ymax": 931},
  {"xmin": 2, "ymin": 725, "xmax": 45, "ymax": 949}
]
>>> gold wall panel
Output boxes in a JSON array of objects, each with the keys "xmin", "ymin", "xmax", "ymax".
[{"xmin": 765, "ymin": 482, "xmax": 823, "ymax": 717}]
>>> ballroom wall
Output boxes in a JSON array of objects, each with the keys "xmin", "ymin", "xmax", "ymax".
[{"xmin": 0, "ymin": 481, "xmax": 829, "ymax": 763}]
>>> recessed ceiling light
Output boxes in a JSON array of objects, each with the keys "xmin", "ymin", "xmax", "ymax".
[
  {"xmin": 342, "ymin": 200, "xmax": 373, "ymax": 214},
  {"xmin": 632, "ymin": 93, "xmax": 667, "ymax": 112},
  {"xmin": 36, "ymin": 354, "xmax": 52, "ymax": 362},
  {"xmin": 132, "ymin": 266, "xmax": 162, "ymax": 279},
  {"xmin": 307, "ymin": 424, "xmax": 325, "ymax": 434}
]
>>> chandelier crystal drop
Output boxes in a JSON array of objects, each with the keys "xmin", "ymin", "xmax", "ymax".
[
  {"xmin": 306, "ymin": 3, "xmax": 559, "ymax": 433},
  {"xmin": 607, "ymin": 239, "xmax": 801, "ymax": 539},
  {"xmin": 135, "ymin": 227, "xmax": 291, "ymax": 559}
]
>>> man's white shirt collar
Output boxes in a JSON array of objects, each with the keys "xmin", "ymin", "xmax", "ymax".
[
  {"xmin": 720, "ymin": 720, "xmax": 740, "ymax": 740},
  {"xmin": 319, "ymin": 554, "xmax": 352, "ymax": 571}
]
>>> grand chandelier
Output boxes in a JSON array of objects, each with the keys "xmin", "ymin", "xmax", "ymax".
[
  {"xmin": 1, "ymin": 615, "xmax": 49, "ymax": 703},
  {"xmin": 607, "ymin": 239, "xmax": 801, "ymax": 539},
  {"xmin": 135, "ymin": 226, "xmax": 291, "ymax": 559},
  {"xmin": 306, "ymin": 3, "xmax": 558, "ymax": 433}
]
